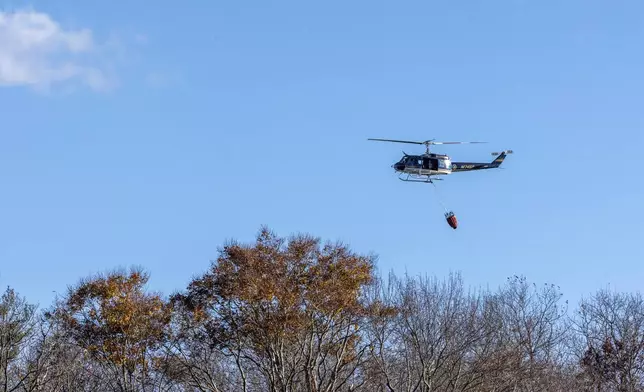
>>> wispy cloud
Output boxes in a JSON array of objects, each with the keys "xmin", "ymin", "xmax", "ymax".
[{"xmin": 0, "ymin": 9, "xmax": 118, "ymax": 92}]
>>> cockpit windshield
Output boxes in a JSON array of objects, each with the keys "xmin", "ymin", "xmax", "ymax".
[{"xmin": 437, "ymin": 158, "xmax": 452, "ymax": 170}]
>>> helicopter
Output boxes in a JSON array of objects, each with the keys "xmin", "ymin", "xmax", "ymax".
[{"xmin": 368, "ymin": 138, "xmax": 513, "ymax": 183}]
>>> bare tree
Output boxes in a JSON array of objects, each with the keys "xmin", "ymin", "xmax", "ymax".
[
  {"xmin": 575, "ymin": 289, "xmax": 644, "ymax": 392},
  {"xmin": 475, "ymin": 275, "xmax": 571, "ymax": 392},
  {"xmin": 0, "ymin": 286, "xmax": 38, "ymax": 392},
  {"xmin": 359, "ymin": 271, "xmax": 499, "ymax": 392},
  {"xmin": 17, "ymin": 316, "xmax": 106, "ymax": 392},
  {"xmin": 358, "ymin": 273, "xmax": 575, "ymax": 392},
  {"xmin": 161, "ymin": 295, "xmax": 244, "ymax": 392},
  {"xmin": 359, "ymin": 271, "xmax": 400, "ymax": 392}
]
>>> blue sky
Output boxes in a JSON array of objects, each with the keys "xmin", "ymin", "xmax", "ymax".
[{"xmin": 1, "ymin": 0, "xmax": 643, "ymax": 309}]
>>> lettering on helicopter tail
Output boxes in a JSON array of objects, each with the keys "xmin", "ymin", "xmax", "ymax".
[{"xmin": 445, "ymin": 211, "xmax": 458, "ymax": 229}]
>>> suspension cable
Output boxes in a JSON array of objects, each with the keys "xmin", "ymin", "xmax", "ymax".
[{"xmin": 430, "ymin": 180, "xmax": 449, "ymax": 214}]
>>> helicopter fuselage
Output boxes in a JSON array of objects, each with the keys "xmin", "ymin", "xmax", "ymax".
[
  {"xmin": 393, "ymin": 153, "xmax": 453, "ymax": 176},
  {"xmin": 392, "ymin": 150, "xmax": 512, "ymax": 181}
]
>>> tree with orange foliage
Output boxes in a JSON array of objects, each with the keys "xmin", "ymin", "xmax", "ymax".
[
  {"xmin": 170, "ymin": 226, "xmax": 376, "ymax": 392},
  {"xmin": 49, "ymin": 267, "xmax": 173, "ymax": 392}
]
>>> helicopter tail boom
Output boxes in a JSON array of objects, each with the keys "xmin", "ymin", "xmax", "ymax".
[
  {"xmin": 490, "ymin": 150, "xmax": 513, "ymax": 167},
  {"xmin": 451, "ymin": 150, "xmax": 512, "ymax": 172}
]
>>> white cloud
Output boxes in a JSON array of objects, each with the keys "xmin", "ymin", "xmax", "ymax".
[{"xmin": 0, "ymin": 9, "xmax": 115, "ymax": 92}]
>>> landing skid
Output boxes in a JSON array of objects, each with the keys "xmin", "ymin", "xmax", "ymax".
[{"xmin": 398, "ymin": 173, "xmax": 443, "ymax": 183}]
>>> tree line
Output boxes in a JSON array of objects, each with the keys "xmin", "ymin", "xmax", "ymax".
[{"xmin": 1, "ymin": 226, "xmax": 643, "ymax": 391}]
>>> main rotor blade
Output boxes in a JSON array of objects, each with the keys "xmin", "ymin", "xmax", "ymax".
[
  {"xmin": 368, "ymin": 138, "xmax": 487, "ymax": 145},
  {"xmin": 431, "ymin": 141, "xmax": 487, "ymax": 145},
  {"xmin": 367, "ymin": 138, "xmax": 425, "ymax": 145}
]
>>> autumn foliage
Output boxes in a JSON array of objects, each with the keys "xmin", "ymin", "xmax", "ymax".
[
  {"xmin": 1, "ymin": 226, "xmax": 644, "ymax": 391},
  {"xmin": 47, "ymin": 267, "xmax": 172, "ymax": 391},
  {"xmin": 170, "ymin": 227, "xmax": 376, "ymax": 391}
]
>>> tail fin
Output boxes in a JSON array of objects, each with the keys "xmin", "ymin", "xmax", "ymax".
[{"xmin": 489, "ymin": 150, "xmax": 513, "ymax": 167}]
